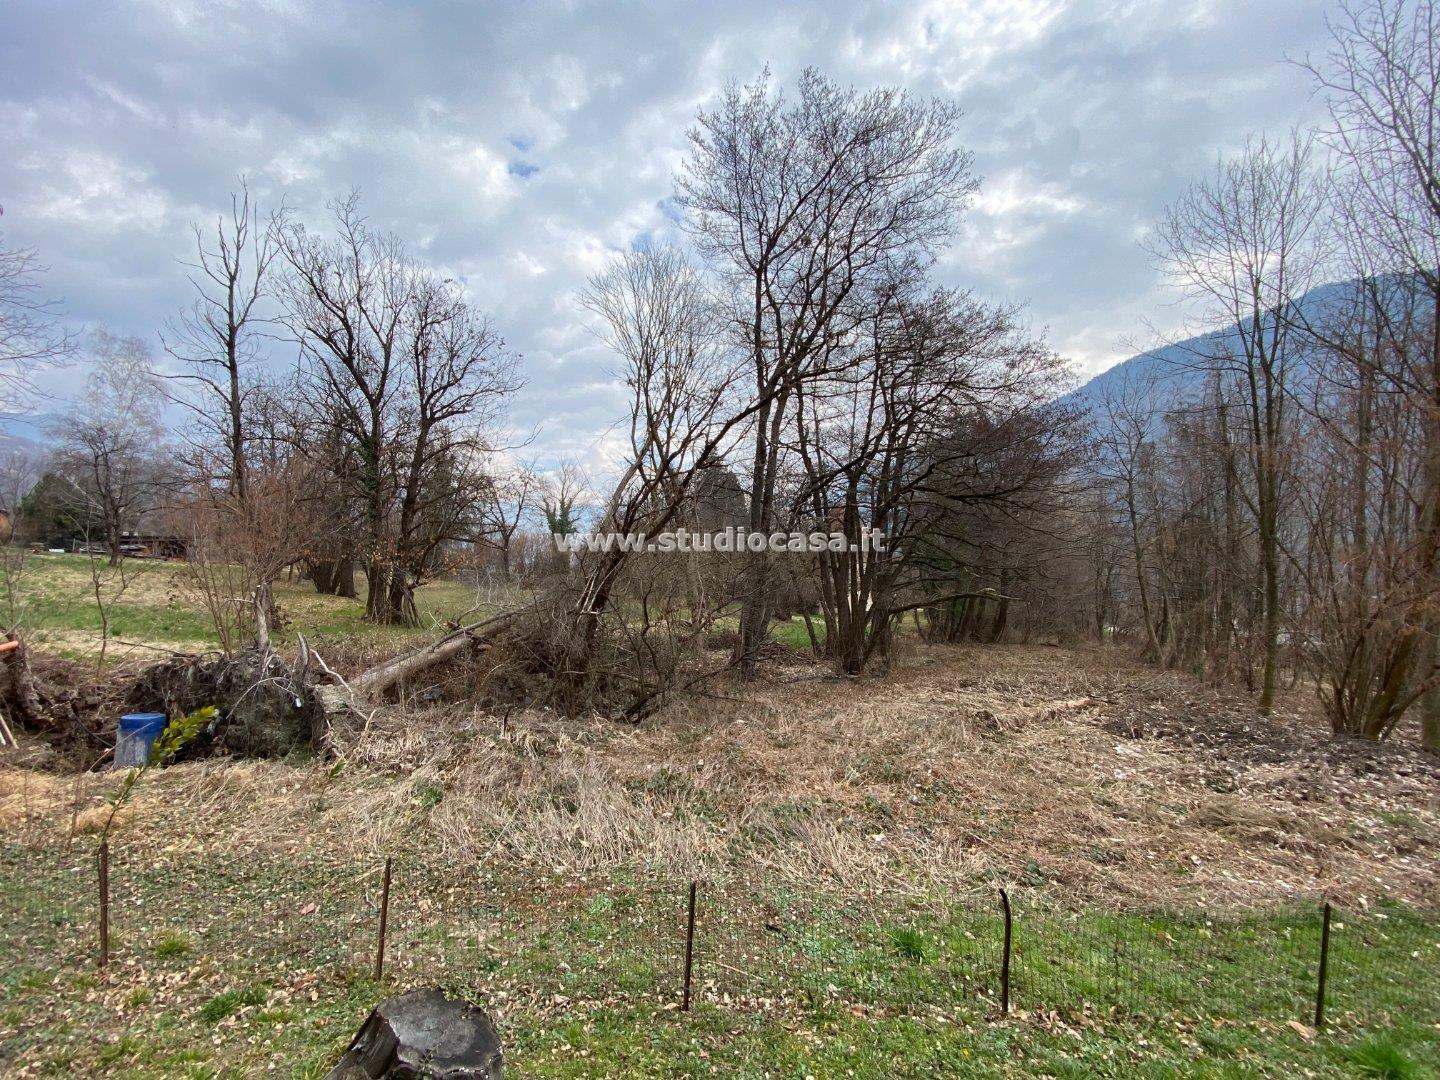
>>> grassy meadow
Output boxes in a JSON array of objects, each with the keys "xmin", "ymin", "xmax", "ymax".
[{"xmin": 1, "ymin": 553, "xmax": 486, "ymax": 663}]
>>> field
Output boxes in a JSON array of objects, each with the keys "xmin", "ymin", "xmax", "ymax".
[
  {"xmin": 0, "ymin": 553, "xmax": 825, "ymax": 663},
  {"xmin": 2, "ymin": 565, "xmax": 1439, "ymax": 1077},
  {"xmin": 0, "ymin": 554, "xmax": 489, "ymax": 662}
]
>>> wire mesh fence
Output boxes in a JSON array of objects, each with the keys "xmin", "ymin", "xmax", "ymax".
[{"xmin": 2, "ymin": 836, "xmax": 1437, "ymax": 1040}]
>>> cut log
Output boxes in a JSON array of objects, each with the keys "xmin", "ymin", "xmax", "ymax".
[{"xmin": 324, "ymin": 987, "xmax": 503, "ymax": 1079}]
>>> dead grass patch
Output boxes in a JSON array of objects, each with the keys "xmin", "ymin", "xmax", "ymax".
[{"xmin": 3, "ymin": 642, "xmax": 1435, "ymax": 911}]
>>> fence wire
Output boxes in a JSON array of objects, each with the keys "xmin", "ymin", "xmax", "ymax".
[{"xmin": 2, "ymin": 838, "xmax": 1437, "ymax": 1040}]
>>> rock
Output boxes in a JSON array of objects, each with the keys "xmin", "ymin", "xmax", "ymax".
[{"xmin": 325, "ymin": 988, "xmax": 504, "ymax": 1079}]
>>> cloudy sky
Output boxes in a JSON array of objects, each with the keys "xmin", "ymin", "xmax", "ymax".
[{"xmin": 2, "ymin": 0, "xmax": 1335, "ymax": 465}]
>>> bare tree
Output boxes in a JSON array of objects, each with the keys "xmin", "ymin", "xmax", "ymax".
[
  {"xmin": 789, "ymin": 271, "xmax": 1077, "ymax": 674},
  {"xmin": 0, "ymin": 447, "xmax": 41, "ymax": 635},
  {"xmin": 679, "ymin": 69, "xmax": 978, "ymax": 674},
  {"xmin": 477, "ymin": 464, "xmax": 539, "ymax": 577},
  {"xmin": 1305, "ymin": 0, "xmax": 1440, "ymax": 745},
  {"xmin": 162, "ymin": 181, "xmax": 281, "ymax": 500},
  {"xmin": 278, "ymin": 195, "xmax": 520, "ymax": 624},
  {"xmin": 1092, "ymin": 370, "xmax": 1169, "ymax": 663},
  {"xmin": 52, "ymin": 330, "xmax": 167, "ymax": 566},
  {"xmin": 1147, "ymin": 133, "xmax": 1328, "ymax": 713},
  {"xmin": 574, "ymin": 247, "xmax": 745, "ymax": 662}
]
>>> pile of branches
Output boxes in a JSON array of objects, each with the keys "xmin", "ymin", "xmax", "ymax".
[
  {"xmin": 0, "ymin": 640, "xmax": 331, "ymax": 766},
  {"xmin": 320, "ymin": 586, "xmax": 718, "ymax": 723}
]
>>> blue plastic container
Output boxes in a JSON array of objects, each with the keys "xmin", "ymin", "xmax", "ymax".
[{"xmin": 114, "ymin": 712, "xmax": 168, "ymax": 769}]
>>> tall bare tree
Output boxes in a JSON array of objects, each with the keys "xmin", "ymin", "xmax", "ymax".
[
  {"xmin": 574, "ymin": 246, "xmax": 746, "ymax": 673},
  {"xmin": 162, "ymin": 181, "xmax": 281, "ymax": 500},
  {"xmin": 679, "ymin": 69, "xmax": 978, "ymax": 673},
  {"xmin": 1306, "ymin": 0, "xmax": 1440, "ymax": 745},
  {"xmin": 1148, "ymin": 133, "xmax": 1328, "ymax": 713},
  {"xmin": 790, "ymin": 272, "xmax": 1076, "ymax": 674},
  {"xmin": 278, "ymin": 195, "xmax": 520, "ymax": 624},
  {"xmin": 52, "ymin": 330, "xmax": 167, "ymax": 566},
  {"xmin": 1092, "ymin": 370, "xmax": 1168, "ymax": 664}
]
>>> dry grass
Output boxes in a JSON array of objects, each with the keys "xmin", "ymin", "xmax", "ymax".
[{"xmin": 4, "ymin": 642, "xmax": 1436, "ymax": 912}]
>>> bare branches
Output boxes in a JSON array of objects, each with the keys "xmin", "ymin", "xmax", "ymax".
[
  {"xmin": 50, "ymin": 331, "xmax": 168, "ymax": 567},
  {"xmin": 0, "ymin": 235, "xmax": 77, "ymax": 406},
  {"xmin": 788, "ymin": 272, "xmax": 1079, "ymax": 671},
  {"xmin": 275, "ymin": 193, "xmax": 523, "ymax": 625},
  {"xmin": 1305, "ymin": 0, "xmax": 1440, "ymax": 287},
  {"xmin": 1147, "ymin": 135, "xmax": 1327, "ymax": 714},
  {"xmin": 678, "ymin": 69, "xmax": 980, "ymax": 672},
  {"xmin": 161, "ymin": 180, "xmax": 283, "ymax": 500}
]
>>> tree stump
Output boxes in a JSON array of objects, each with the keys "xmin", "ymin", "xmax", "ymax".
[{"xmin": 324, "ymin": 988, "xmax": 503, "ymax": 1079}]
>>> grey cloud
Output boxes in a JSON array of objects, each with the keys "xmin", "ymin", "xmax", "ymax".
[{"xmin": 1, "ymin": 0, "xmax": 1337, "ymax": 464}]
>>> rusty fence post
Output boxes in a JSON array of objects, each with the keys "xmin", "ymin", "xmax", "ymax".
[
  {"xmin": 999, "ymin": 888, "xmax": 1013, "ymax": 1016},
  {"xmin": 1314, "ymin": 900, "xmax": 1332, "ymax": 1031},
  {"xmin": 375, "ymin": 856, "xmax": 393, "ymax": 982},
  {"xmin": 97, "ymin": 840, "xmax": 110, "ymax": 970},
  {"xmin": 681, "ymin": 880, "xmax": 698, "ymax": 1012}
]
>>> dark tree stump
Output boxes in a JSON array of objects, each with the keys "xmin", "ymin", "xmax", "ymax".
[{"xmin": 325, "ymin": 988, "xmax": 504, "ymax": 1079}]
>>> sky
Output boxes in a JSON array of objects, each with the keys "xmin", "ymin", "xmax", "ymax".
[{"xmin": 0, "ymin": 0, "xmax": 1337, "ymax": 467}]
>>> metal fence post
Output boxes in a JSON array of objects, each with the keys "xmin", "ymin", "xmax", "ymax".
[
  {"xmin": 1314, "ymin": 900, "xmax": 1332, "ymax": 1031},
  {"xmin": 97, "ymin": 840, "xmax": 110, "ymax": 970},
  {"xmin": 999, "ymin": 888, "xmax": 1013, "ymax": 1016},
  {"xmin": 681, "ymin": 880, "xmax": 698, "ymax": 1012},
  {"xmin": 375, "ymin": 856, "xmax": 393, "ymax": 982}
]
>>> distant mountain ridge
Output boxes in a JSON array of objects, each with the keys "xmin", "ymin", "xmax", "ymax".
[
  {"xmin": 1062, "ymin": 277, "xmax": 1400, "ymax": 417},
  {"xmin": 0, "ymin": 411, "xmax": 59, "ymax": 457}
]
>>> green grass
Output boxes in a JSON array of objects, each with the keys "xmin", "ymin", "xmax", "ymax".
[
  {"xmin": 199, "ymin": 985, "xmax": 268, "ymax": 1024},
  {"xmin": 4, "ymin": 553, "xmax": 928, "ymax": 664},
  {"xmin": 770, "ymin": 614, "xmax": 819, "ymax": 649},
  {"xmin": 1, "ymin": 841, "xmax": 1435, "ymax": 1077},
  {"xmin": 1348, "ymin": 1035, "xmax": 1427, "ymax": 1079},
  {"xmin": 153, "ymin": 930, "xmax": 192, "ymax": 959},
  {"xmin": 1, "ymin": 553, "xmax": 489, "ymax": 661},
  {"xmin": 888, "ymin": 924, "xmax": 940, "ymax": 963}
]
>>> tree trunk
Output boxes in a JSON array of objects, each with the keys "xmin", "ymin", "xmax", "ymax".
[
  {"xmin": 1258, "ymin": 515, "xmax": 1281, "ymax": 714},
  {"xmin": 310, "ymin": 558, "xmax": 358, "ymax": 598},
  {"xmin": 989, "ymin": 574, "xmax": 1010, "ymax": 643},
  {"xmin": 387, "ymin": 572, "xmax": 419, "ymax": 628},
  {"xmin": 106, "ymin": 511, "xmax": 123, "ymax": 566},
  {"xmin": 253, "ymin": 580, "xmax": 273, "ymax": 651},
  {"xmin": 365, "ymin": 562, "xmax": 421, "ymax": 627},
  {"xmin": 1421, "ymin": 633, "xmax": 1440, "ymax": 750},
  {"xmin": 3, "ymin": 636, "xmax": 46, "ymax": 731},
  {"xmin": 1125, "ymin": 479, "xmax": 1162, "ymax": 663},
  {"xmin": 337, "ymin": 613, "xmax": 517, "ymax": 704}
]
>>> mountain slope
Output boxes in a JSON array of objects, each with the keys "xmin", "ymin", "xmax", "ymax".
[{"xmin": 1063, "ymin": 277, "xmax": 1382, "ymax": 417}]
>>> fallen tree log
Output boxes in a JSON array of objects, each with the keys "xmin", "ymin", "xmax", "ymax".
[
  {"xmin": 312, "ymin": 611, "xmax": 520, "ymax": 723},
  {"xmin": 3, "ymin": 611, "xmax": 524, "ymax": 763}
]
